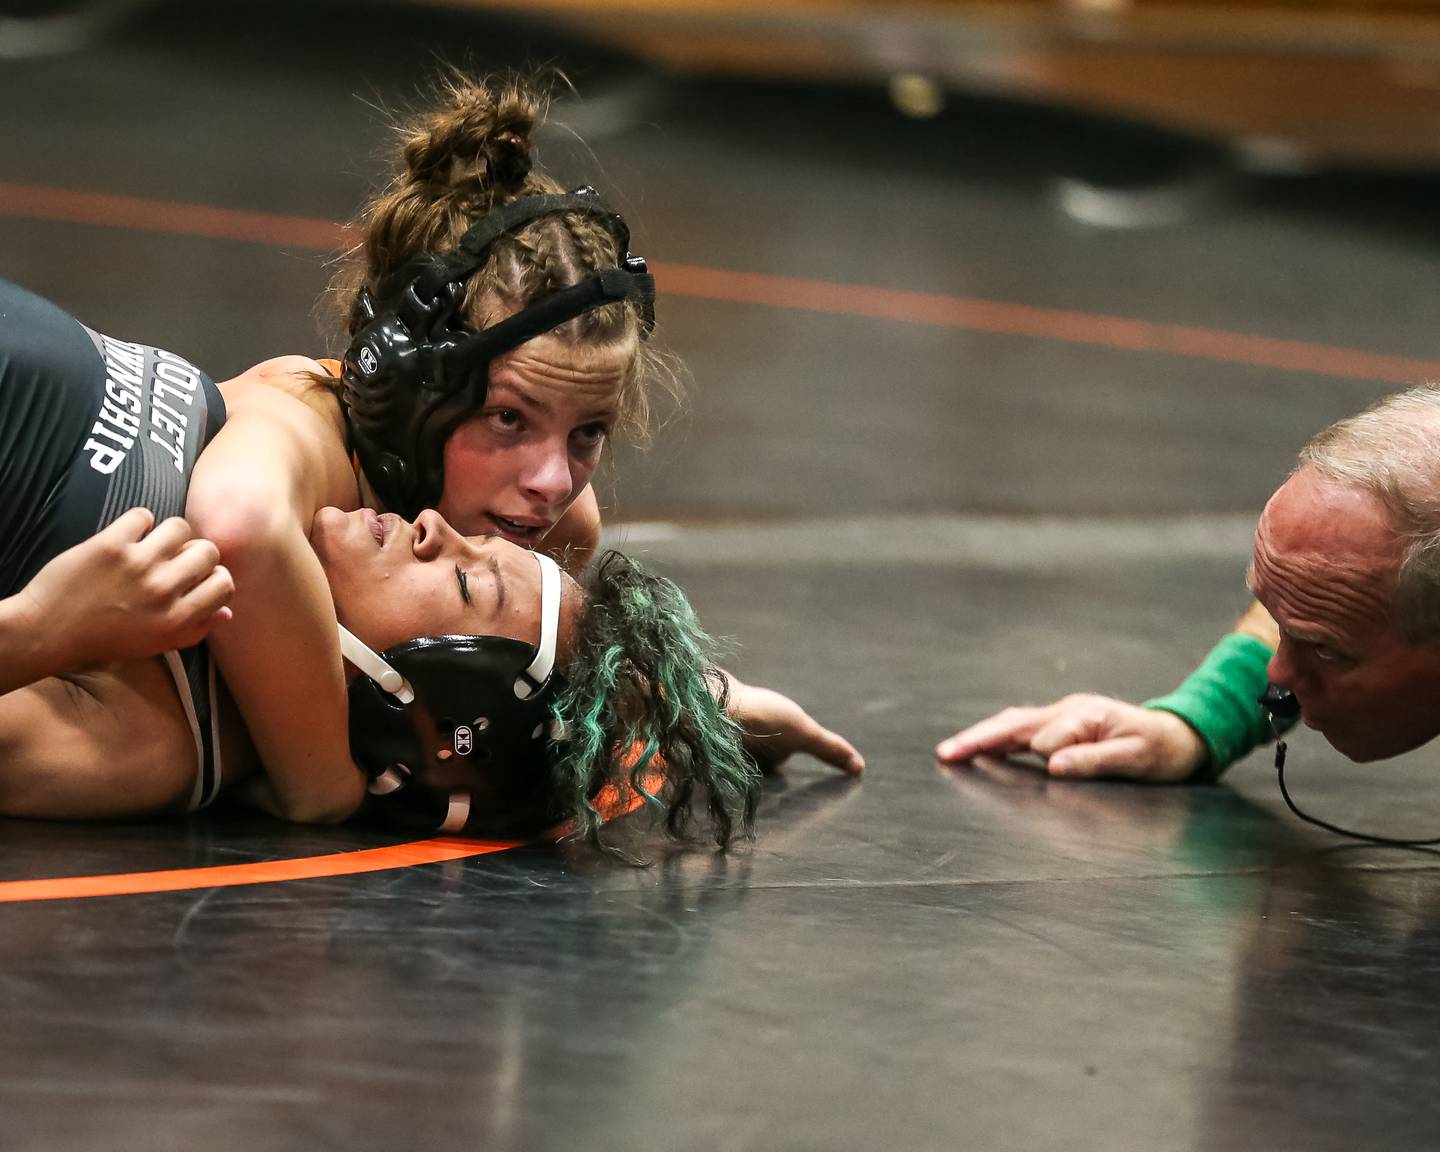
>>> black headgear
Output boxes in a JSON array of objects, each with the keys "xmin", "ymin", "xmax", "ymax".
[
  {"xmin": 341, "ymin": 549, "xmax": 568, "ymax": 836},
  {"xmin": 341, "ymin": 187, "xmax": 656, "ymax": 518}
]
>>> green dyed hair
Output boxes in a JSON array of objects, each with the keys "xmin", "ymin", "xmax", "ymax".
[{"xmin": 551, "ymin": 551, "xmax": 760, "ymax": 851}]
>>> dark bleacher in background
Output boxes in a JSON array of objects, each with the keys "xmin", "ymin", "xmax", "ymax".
[{"xmin": 418, "ymin": 0, "xmax": 1440, "ymax": 169}]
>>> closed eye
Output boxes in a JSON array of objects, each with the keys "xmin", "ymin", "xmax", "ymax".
[{"xmin": 456, "ymin": 558, "xmax": 505, "ymax": 612}]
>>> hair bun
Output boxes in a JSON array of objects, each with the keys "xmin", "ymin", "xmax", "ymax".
[
  {"xmin": 489, "ymin": 129, "xmax": 533, "ymax": 188},
  {"xmin": 398, "ymin": 74, "xmax": 542, "ymax": 200}
]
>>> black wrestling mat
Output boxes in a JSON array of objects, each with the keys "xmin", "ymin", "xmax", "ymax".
[
  {"xmin": 8, "ymin": 552, "xmax": 1440, "ymax": 1150},
  {"xmin": 3, "ymin": 0, "xmax": 1440, "ymax": 1149}
]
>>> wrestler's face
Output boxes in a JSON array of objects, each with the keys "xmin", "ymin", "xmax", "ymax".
[
  {"xmin": 433, "ymin": 331, "xmax": 633, "ymax": 548},
  {"xmin": 1250, "ymin": 468, "xmax": 1440, "ymax": 761},
  {"xmin": 310, "ymin": 506, "xmax": 573, "ymax": 655}
]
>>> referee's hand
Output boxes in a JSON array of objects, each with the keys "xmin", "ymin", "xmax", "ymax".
[{"xmin": 936, "ymin": 694, "xmax": 1205, "ymax": 783}]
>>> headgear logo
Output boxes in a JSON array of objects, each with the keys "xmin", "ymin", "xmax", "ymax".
[
  {"xmin": 358, "ymin": 345, "xmax": 379, "ymax": 376},
  {"xmin": 453, "ymin": 725, "xmax": 474, "ymax": 756}
]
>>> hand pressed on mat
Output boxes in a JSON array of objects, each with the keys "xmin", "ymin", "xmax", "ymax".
[{"xmin": 936, "ymin": 694, "xmax": 1205, "ymax": 782}]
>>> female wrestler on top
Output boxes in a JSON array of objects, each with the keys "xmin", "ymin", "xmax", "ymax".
[
  {"xmin": 0, "ymin": 272, "xmax": 758, "ymax": 846},
  {"xmin": 273, "ymin": 70, "xmax": 863, "ymax": 780},
  {"xmin": 0, "ymin": 72, "xmax": 850, "ymax": 845}
]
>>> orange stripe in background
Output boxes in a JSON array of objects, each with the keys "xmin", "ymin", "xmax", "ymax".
[
  {"xmin": 0, "ymin": 182, "xmax": 349, "ymax": 251},
  {"xmin": 0, "ymin": 838, "xmax": 518, "ymax": 904},
  {"xmin": 1, "ymin": 181, "xmax": 1436, "ymax": 387},
  {"xmin": 653, "ymin": 262, "xmax": 1440, "ymax": 388}
]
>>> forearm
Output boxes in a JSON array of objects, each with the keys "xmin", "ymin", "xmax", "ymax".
[
  {"xmin": 1144, "ymin": 600, "xmax": 1279, "ymax": 778},
  {"xmin": 1232, "ymin": 599, "xmax": 1279, "ymax": 649},
  {"xmin": 237, "ymin": 773, "xmax": 357, "ymax": 825},
  {"xmin": 0, "ymin": 592, "xmax": 59, "ymax": 695},
  {"xmin": 186, "ymin": 402, "xmax": 365, "ymax": 823},
  {"xmin": 203, "ymin": 538, "xmax": 365, "ymax": 824}
]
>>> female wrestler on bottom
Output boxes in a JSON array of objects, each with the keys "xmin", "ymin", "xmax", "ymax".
[{"xmin": 0, "ymin": 280, "xmax": 757, "ymax": 847}]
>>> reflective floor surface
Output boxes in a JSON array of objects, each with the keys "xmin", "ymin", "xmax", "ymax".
[{"xmin": 2, "ymin": 2, "xmax": 1440, "ymax": 1149}]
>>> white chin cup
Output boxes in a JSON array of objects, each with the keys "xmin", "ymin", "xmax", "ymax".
[
  {"xmin": 514, "ymin": 550, "xmax": 561, "ymax": 699},
  {"xmin": 337, "ymin": 624, "xmax": 415, "ymax": 704}
]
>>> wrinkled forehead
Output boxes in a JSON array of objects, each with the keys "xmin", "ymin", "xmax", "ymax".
[
  {"xmin": 1252, "ymin": 479, "xmax": 1401, "ymax": 639},
  {"xmin": 1258, "ymin": 469, "xmax": 1403, "ymax": 565},
  {"xmin": 488, "ymin": 331, "xmax": 635, "ymax": 403}
]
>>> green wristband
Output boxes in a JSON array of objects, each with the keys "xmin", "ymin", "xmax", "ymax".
[{"xmin": 1144, "ymin": 633, "xmax": 1275, "ymax": 777}]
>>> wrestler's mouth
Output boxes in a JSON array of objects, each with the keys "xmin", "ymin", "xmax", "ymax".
[
  {"xmin": 363, "ymin": 508, "xmax": 398, "ymax": 547},
  {"xmin": 488, "ymin": 514, "xmax": 550, "ymax": 546}
]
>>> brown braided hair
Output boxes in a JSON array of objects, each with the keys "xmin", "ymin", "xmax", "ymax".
[{"xmin": 327, "ymin": 69, "xmax": 672, "ymax": 441}]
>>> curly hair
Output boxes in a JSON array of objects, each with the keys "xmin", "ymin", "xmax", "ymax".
[{"xmin": 553, "ymin": 552, "xmax": 760, "ymax": 851}]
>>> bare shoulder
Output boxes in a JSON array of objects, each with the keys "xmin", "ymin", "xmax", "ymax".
[
  {"xmin": 219, "ymin": 356, "xmax": 345, "ymax": 433},
  {"xmin": 220, "ymin": 354, "xmax": 328, "ymax": 390},
  {"xmin": 196, "ymin": 361, "xmax": 357, "ymax": 526}
]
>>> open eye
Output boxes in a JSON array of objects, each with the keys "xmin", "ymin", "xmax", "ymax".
[
  {"xmin": 1308, "ymin": 641, "xmax": 1355, "ymax": 668},
  {"xmin": 485, "ymin": 408, "xmax": 524, "ymax": 434},
  {"xmin": 571, "ymin": 421, "xmax": 610, "ymax": 451}
]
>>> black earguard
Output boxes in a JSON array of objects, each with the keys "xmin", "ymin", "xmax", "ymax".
[
  {"xmin": 341, "ymin": 187, "xmax": 656, "ymax": 518},
  {"xmin": 342, "ymin": 550, "xmax": 568, "ymax": 836}
]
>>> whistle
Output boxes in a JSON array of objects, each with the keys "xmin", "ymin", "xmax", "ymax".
[
  {"xmin": 1257, "ymin": 684, "xmax": 1299, "ymax": 723},
  {"xmin": 1257, "ymin": 683, "xmax": 1298, "ymax": 770}
]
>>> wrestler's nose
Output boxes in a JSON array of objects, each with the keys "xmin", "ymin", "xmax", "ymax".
[
  {"xmin": 411, "ymin": 509, "xmax": 460, "ymax": 560},
  {"xmin": 518, "ymin": 439, "xmax": 575, "ymax": 510}
]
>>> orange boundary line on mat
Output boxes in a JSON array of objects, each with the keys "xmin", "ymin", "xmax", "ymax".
[
  {"xmin": 0, "ymin": 838, "xmax": 518, "ymax": 903},
  {"xmin": 0, "ymin": 766, "xmax": 663, "ymax": 904},
  {"xmin": 1, "ymin": 181, "xmax": 1436, "ymax": 386}
]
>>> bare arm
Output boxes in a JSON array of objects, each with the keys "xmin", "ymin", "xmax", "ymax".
[
  {"xmin": 720, "ymin": 669, "xmax": 865, "ymax": 776},
  {"xmin": 186, "ymin": 371, "xmax": 365, "ymax": 823},
  {"xmin": 0, "ymin": 660, "xmax": 203, "ymax": 820},
  {"xmin": 1232, "ymin": 599, "xmax": 1279, "ymax": 648}
]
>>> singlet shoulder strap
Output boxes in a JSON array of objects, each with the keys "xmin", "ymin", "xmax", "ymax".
[{"xmin": 316, "ymin": 357, "xmax": 342, "ymax": 379}]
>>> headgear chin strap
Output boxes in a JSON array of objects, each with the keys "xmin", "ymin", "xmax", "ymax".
[
  {"xmin": 342, "ymin": 550, "xmax": 568, "ymax": 835},
  {"xmin": 341, "ymin": 187, "xmax": 656, "ymax": 518}
]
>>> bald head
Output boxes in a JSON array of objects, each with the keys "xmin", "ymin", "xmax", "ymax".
[
  {"xmin": 1251, "ymin": 465, "xmax": 1440, "ymax": 762},
  {"xmin": 1253, "ymin": 468, "xmax": 1401, "ymax": 653},
  {"xmin": 1258, "ymin": 469, "xmax": 1403, "ymax": 591}
]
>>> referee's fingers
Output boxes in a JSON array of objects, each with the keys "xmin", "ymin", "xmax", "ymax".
[{"xmin": 1048, "ymin": 736, "xmax": 1148, "ymax": 779}]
